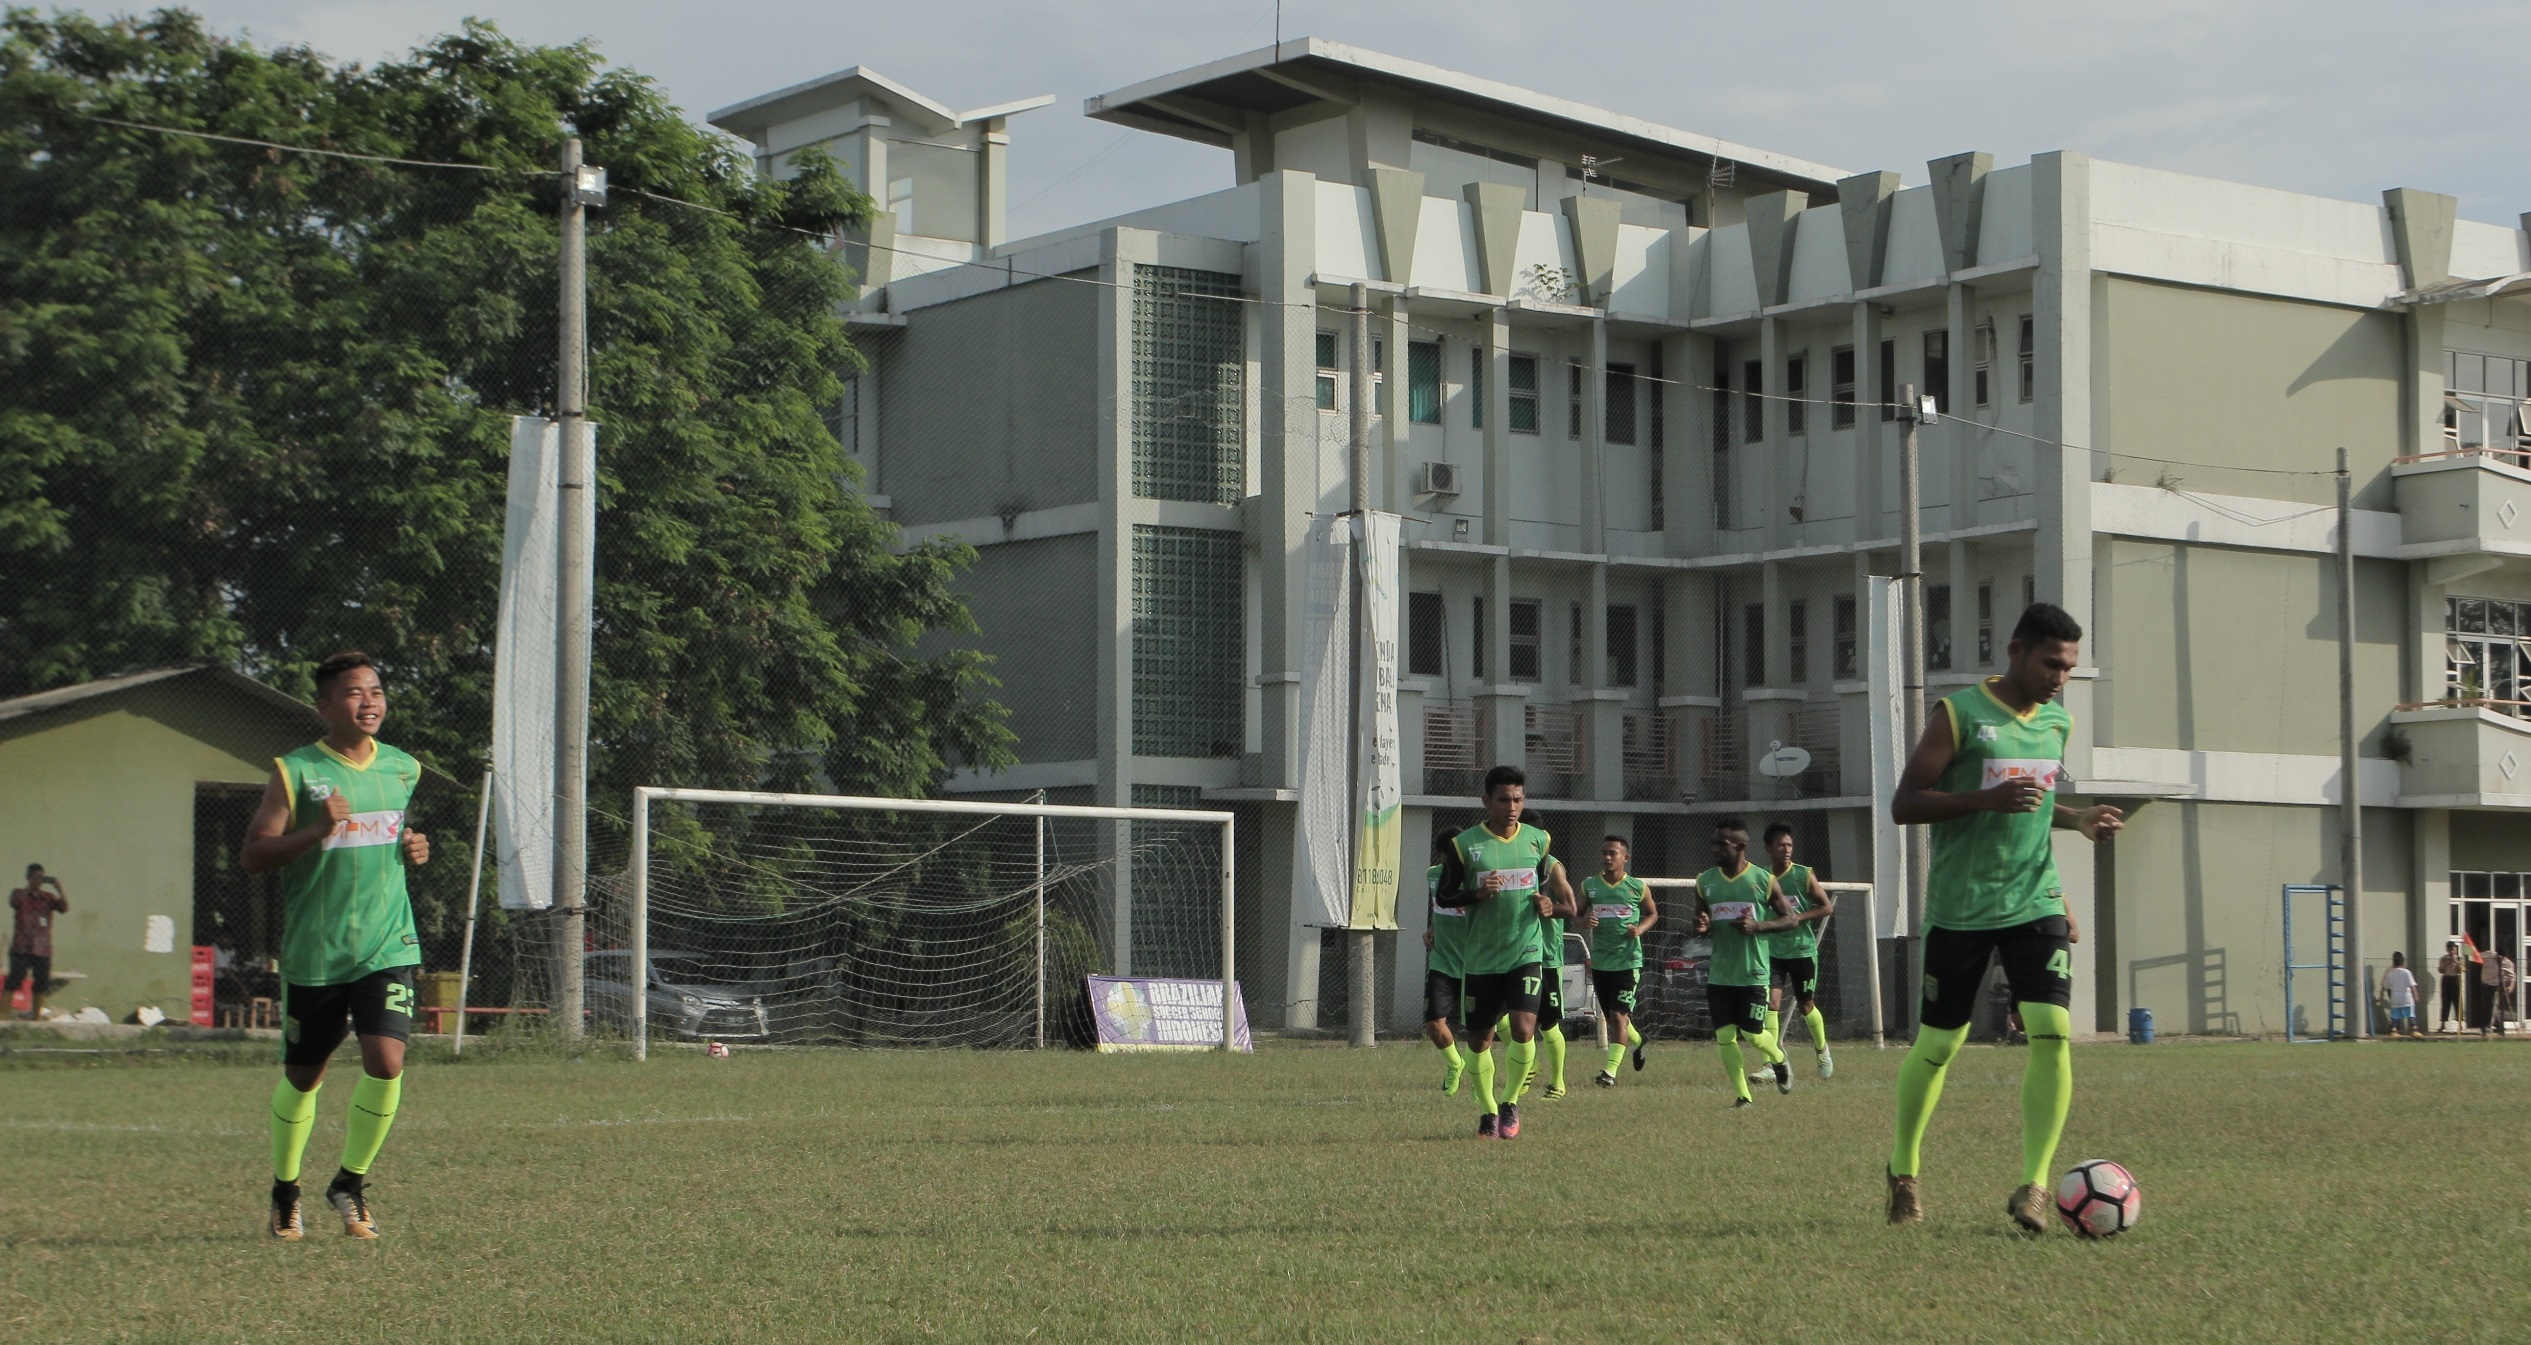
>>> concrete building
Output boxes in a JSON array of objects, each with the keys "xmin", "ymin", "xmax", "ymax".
[{"xmin": 711, "ymin": 39, "xmax": 2531, "ymax": 1037}]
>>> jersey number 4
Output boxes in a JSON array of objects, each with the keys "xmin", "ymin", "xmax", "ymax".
[{"xmin": 2045, "ymin": 950, "xmax": 2072, "ymax": 980}]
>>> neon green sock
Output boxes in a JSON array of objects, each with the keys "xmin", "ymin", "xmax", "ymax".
[
  {"xmin": 270, "ymin": 1079, "xmax": 320, "ymax": 1183},
  {"xmin": 2018, "ymin": 1003, "xmax": 2074, "ymax": 1187},
  {"xmin": 339, "ymin": 1074, "xmax": 402, "ymax": 1177},
  {"xmin": 1503, "ymin": 1036, "xmax": 1538, "ymax": 1105},
  {"xmin": 1540, "ymin": 1025, "xmax": 1566, "ymax": 1091},
  {"xmin": 1804, "ymin": 1005, "xmax": 1829, "ymax": 1052},
  {"xmin": 1604, "ymin": 1039, "xmax": 1628, "ymax": 1075},
  {"xmin": 1471, "ymin": 1047, "xmax": 1498, "ymax": 1116},
  {"xmin": 1625, "ymin": 1022, "xmax": 1643, "ymax": 1048},
  {"xmin": 1889, "ymin": 1022, "xmax": 1970, "ymax": 1178},
  {"xmin": 1717, "ymin": 1027, "xmax": 1752, "ymax": 1101},
  {"xmin": 1748, "ymin": 1023, "xmax": 1786, "ymax": 1065},
  {"xmin": 1764, "ymin": 1007, "xmax": 1782, "ymax": 1041}
]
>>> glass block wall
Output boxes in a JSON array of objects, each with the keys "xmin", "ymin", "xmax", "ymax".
[
  {"xmin": 1131, "ymin": 266, "xmax": 1244, "ymax": 504},
  {"xmin": 1131, "ymin": 525, "xmax": 1243, "ymax": 758}
]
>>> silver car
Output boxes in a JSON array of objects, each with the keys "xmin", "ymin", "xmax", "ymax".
[{"xmin": 583, "ymin": 950, "xmax": 770, "ymax": 1041}]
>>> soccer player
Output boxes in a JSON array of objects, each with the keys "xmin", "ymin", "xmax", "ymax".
[
  {"xmin": 241, "ymin": 651, "xmax": 431, "ymax": 1240},
  {"xmin": 1761, "ymin": 823, "xmax": 1836, "ymax": 1079},
  {"xmin": 1512, "ymin": 808, "xmax": 1576, "ymax": 1103},
  {"xmin": 1581, "ymin": 835, "xmax": 1656, "ymax": 1087},
  {"xmin": 1885, "ymin": 603, "xmax": 2122, "ymax": 1232},
  {"xmin": 1433, "ymin": 766, "xmax": 1569, "ymax": 1139},
  {"xmin": 1421, "ymin": 834, "xmax": 1473, "ymax": 1094},
  {"xmin": 1691, "ymin": 820, "xmax": 1802, "ymax": 1107}
]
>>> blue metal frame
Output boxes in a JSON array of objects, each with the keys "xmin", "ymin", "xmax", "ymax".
[{"xmin": 2282, "ymin": 884, "xmax": 2347, "ymax": 1042}]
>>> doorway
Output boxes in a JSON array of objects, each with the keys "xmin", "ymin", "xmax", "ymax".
[{"xmin": 2450, "ymin": 871, "xmax": 2524, "ymax": 1032}]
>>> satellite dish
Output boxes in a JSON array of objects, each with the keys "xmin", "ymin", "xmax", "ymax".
[{"xmin": 1756, "ymin": 740, "xmax": 1812, "ymax": 779}]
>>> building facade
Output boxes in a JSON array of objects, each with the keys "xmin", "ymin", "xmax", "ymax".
[{"xmin": 713, "ymin": 39, "xmax": 2531, "ymax": 1036}]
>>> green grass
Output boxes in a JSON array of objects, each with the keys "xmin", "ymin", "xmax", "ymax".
[{"xmin": 3, "ymin": 1033, "xmax": 2524, "ymax": 1342}]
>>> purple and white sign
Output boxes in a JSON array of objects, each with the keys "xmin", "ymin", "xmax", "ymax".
[{"xmin": 1087, "ymin": 977, "xmax": 1254, "ymax": 1053}]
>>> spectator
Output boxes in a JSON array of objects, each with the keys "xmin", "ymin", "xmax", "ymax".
[
  {"xmin": 8, "ymin": 864, "xmax": 69, "ymax": 1020},
  {"xmin": 2486, "ymin": 950, "xmax": 2520, "ymax": 1038},
  {"xmin": 2438, "ymin": 941, "xmax": 2467, "ymax": 1034},
  {"xmin": 2381, "ymin": 952, "xmax": 2419, "ymax": 1038}
]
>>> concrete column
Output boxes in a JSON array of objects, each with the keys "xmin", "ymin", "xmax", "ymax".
[
  {"xmin": 1761, "ymin": 316, "xmax": 1787, "ymax": 550},
  {"xmin": 2031, "ymin": 151, "xmax": 2096, "ymax": 780},
  {"xmin": 979, "ymin": 122, "xmax": 1011, "ymax": 250},
  {"xmin": 1256, "ymin": 172, "xmax": 1321, "ymax": 1030},
  {"xmin": 1484, "ymin": 555, "xmax": 1523, "ymax": 770},
  {"xmin": 1584, "ymin": 317, "xmax": 1609, "ymax": 552},
  {"xmin": 1097, "ymin": 230, "xmax": 1144, "ymax": 971},
  {"xmin": 1854, "ymin": 301, "xmax": 1884, "ymax": 540},
  {"xmin": 1761, "ymin": 559, "xmax": 1785, "ymax": 688},
  {"xmin": 1587, "ymin": 563, "xmax": 1624, "ymax": 802},
  {"xmin": 1947, "ymin": 281, "xmax": 1974, "ymax": 530}
]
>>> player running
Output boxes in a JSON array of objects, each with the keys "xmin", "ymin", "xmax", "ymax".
[
  {"xmin": 1433, "ymin": 767, "xmax": 1571, "ymax": 1139},
  {"xmin": 241, "ymin": 651, "xmax": 431, "ymax": 1240},
  {"xmin": 1513, "ymin": 809, "xmax": 1573, "ymax": 1103},
  {"xmin": 1691, "ymin": 820, "xmax": 1802, "ymax": 1108},
  {"xmin": 1421, "ymin": 834, "xmax": 1473, "ymax": 1094},
  {"xmin": 1884, "ymin": 603, "xmax": 2122, "ymax": 1232},
  {"xmin": 1580, "ymin": 835, "xmax": 1656, "ymax": 1087},
  {"xmin": 1761, "ymin": 823, "xmax": 1836, "ymax": 1079}
]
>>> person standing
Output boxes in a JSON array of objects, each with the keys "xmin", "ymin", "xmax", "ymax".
[
  {"xmin": 2486, "ymin": 949, "xmax": 2519, "ymax": 1038},
  {"xmin": 2381, "ymin": 952, "xmax": 2420, "ymax": 1039},
  {"xmin": 7, "ymin": 865, "xmax": 69, "ymax": 1019},
  {"xmin": 241, "ymin": 651, "xmax": 430, "ymax": 1240},
  {"xmin": 2437, "ymin": 941, "xmax": 2467, "ymax": 1034}
]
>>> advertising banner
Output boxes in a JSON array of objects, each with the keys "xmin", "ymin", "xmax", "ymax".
[
  {"xmin": 1349, "ymin": 511, "xmax": 1402, "ymax": 931},
  {"xmin": 1087, "ymin": 977, "xmax": 1254, "ymax": 1053},
  {"xmin": 1292, "ymin": 516, "xmax": 1355, "ymax": 928}
]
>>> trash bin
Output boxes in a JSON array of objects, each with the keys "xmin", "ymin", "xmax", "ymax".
[
  {"xmin": 417, "ymin": 970, "xmax": 464, "ymax": 1010},
  {"xmin": 2127, "ymin": 1006, "xmax": 2155, "ymax": 1044}
]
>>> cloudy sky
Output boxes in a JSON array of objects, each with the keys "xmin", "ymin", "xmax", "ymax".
[{"xmin": 172, "ymin": 0, "xmax": 2528, "ymax": 240}]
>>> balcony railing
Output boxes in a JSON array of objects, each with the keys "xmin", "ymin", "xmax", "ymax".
[
  {"xmin": 1422, "ymin": 702, "xmax": 1489, "ymax": 797},
  {"xmin": 1790, "ymin": 705, "xmax": 1844, "ymax": 798},
  {"xmin": 1622, "ymin": 713, "xmax": 1680, "ymax": 802},
  {"xmin": 1696, "ymin": 709, "xmax": 1747, "ymax": 801},
  {"xmin": 1524, "ymin": 704, "xmax": 1585, "ymax": 799},
  {"xmin": 2404, "ymin": 388, "xmax": 2531, "ymax": 468}
]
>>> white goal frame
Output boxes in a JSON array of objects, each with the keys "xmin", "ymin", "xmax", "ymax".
[
  {"xmin": 1638, "ymin": 877, "xmax": 1885, "ymax": 1047},
  {"xmin": 628, "ymin": 787, "xmax": 1237, "ymax": 1060}
]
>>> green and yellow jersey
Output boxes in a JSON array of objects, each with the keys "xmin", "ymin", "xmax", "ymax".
[
  {"xmin": 1583, "ymin": 874, "xmax": 1648, "ymax": 972},
  {"xmin": 1427, "ymin": 863, "xmax": 1466, "ymax": 979},
  {"xmin": 1928, "ymin": 679, "xmax": 2073, "ymax": 931},
  {"xmin": 1438, "ymin": 822, "xmax": 1557, "ymax": 976},
  {"xmin": 273, "ymin": 740, "xmax": 424, "ymax": 987},
  {"xmin": 1697, "ymin": 862, "xmax": 1774, "ymax": 989},
  {"xmin": 1764, "ymin": 862, "xmax": 1822, "ymax": 960}
]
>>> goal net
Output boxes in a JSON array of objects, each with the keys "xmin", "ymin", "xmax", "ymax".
[
  {"xmin": 605, "ymin": 788, "xmax": 1234, "ymax": 1055},
  {"xmin": 1626, "ymin": 878, "xmax": 1886, "ymax": 1046}
]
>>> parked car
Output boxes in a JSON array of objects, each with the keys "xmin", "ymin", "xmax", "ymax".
[{"xmin": 583, "ymin": 950, "xmax": 770, "ymax": 1041}]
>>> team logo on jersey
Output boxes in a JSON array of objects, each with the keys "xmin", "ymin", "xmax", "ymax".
[
  {"xmin": 306, "ymin": 780, "xmax": 336, "ymax": 801},
  {"xmin": 1977, "ymin": 725, "xmax": 2000, "ymax": 742}
]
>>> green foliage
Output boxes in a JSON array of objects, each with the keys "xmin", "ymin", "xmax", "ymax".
[{"xmin": 0, "ymin": 10, "xmax": 1015, "ymax": 826}]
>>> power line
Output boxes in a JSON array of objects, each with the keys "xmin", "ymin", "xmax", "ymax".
[{"xmin": 72, "ymin": 112, "xmax": 534, "ymax": 174}]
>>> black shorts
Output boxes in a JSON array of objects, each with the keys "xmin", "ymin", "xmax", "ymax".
[
  {"xmin": 1423, "ymin": 969, "xmax": 1466, "ymax": 1030},
  {"xmin": 1919, "ymin": 917, "xmax": 2071, "ymax": 1032},
  {"xmin": 282, "ymin": 967, "xmax": 416, "ymax": 1067},
  {"xmin": 1772, "ymin": 956, "xmax": 1819, "ymax": 1002},
  {"xmin": 1536, "ymin": 968, "xmax": 1564, "ymax": 1033},
  {"xmin": 5, "ymin": 950, "xmax": 49, "ymax": 991},
  {"xmin": 1591, "ymin": 967, "xmax": 1641, "ymax": 1017},
  {"xmin": 1463, "ymin": 964, "xmax": 1545, "ymax": 1030},
  {"xmin": 1706, "ymin": 982, "xmax": 1769, "ymax": 1037}
]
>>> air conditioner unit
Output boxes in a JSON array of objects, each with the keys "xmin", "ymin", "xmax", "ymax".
[{"xmin": 1418, "ymin": 461, "xmax": 1462, "ymax": 496}]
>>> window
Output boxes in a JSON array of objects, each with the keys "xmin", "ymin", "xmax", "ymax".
[
  {"xmin": 1878, "ymin": 339, "xmax": 1896, "ymax": 421},
  {"xmin": 1977, "ymin": 582, "xmax": 1994, "ymax": 666},
  {"xmin": 1314, "ymin": 331, "xmax": 1338, "ymax": 410},
  {"xmin": 2016, "ymin": 315, "xmax": 2035, "ymax": 403},
  {"xmin": 1509, "ymin": 354, "xmax": 1540, "ymax": 434},
  {"xmin": 1742, "ymin": 359, "xmax": 1764, "ymax": 444},
  {"xmin": 2022, "ymin": 574, "xmax": 2035, "ymax": 612},
  {"xmin": 829, "ymin": 375, "xmax": 860, "ymax": 458},
  {"xmin": 1407, "ymin": 341, "xmax": 1442, "ymax": 424},
  {"xmin": 1973, "ymin": 320, "xmax": 1995, "ymax": 408},
  {"xmin": 1131, "ymin": 266, "xmax": 1245, "ymax": 503},
  {"xmin": 1607, "ymin": 362, "xmax": 1638, "ymax": 445},
  {"xmin": 1785, "ymin": 353, "xmax": 1807, "ymax": 436},
  {"xmin": 1130, "ymin": 525, "xmax": 1243, "ymax": 757},
  {"xmin": 1472, "ymin": 595, "xmax": 1485, "ymax": 679},
  {"xmin": 1743, "ymin": 603, "xmax": 1766, "ymax": 687},
  {"xmin": 1510, "ymin": 599, "xmax": 1543, "ymax": 681},
  {"xmin": 1569, "ymin": 362, "xmax": 1584, "ymax": 438},
  {"xmin": 2445, "ymin": 596, "xmax": 2531, "ymax": 713},
  {"xmin": 1788, "ymin": 598, "xmax": 1808, "ymax": 684},
  {"xmin": 1408, "ymin": 590, "xmax": 1446, "ymax": 677},
  {"xmin": 1650, "ymin": 606, "xmax": 1665, "ymax": 689},
  {"xmin": 1608, "ymin": 605, "xmax": 1638, "ymax": 687},
  {"xmin": 1712, "ymin": 357, "xmax": 1734, "ymax": 529},
  {"xmin": 1923, "ymin": 330, "xmax": 1950, "ymax": 414},
  {"xmin": 1568, "ymin": 601, "xmax": 1583, "ymax": 684},
  {"xmin": 1646, "ymin": 351, "xmax": 1664, "ymax": 530},
  {"xmin": 1927, "ymin": 584, "xmax": 1953, "ymax": 671},
  {"xmin": 1833, "ymin": 595, "xmax": 1858, "ymax": 680},
  {"xmin": 1830, "ymin": 346, "xmax": 1857, "ymax": 430},
  {"xmin": 1469, "ymin": 347, "xmax": 1486, "ymax": 429}
]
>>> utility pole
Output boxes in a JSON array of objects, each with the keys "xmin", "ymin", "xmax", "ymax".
[
  {"xmin": 2336, "ymin": 446, "xmax": 2367, "ymax": 1039},
  {"xmin": 1897, "ymin": 383, "xmax": 1928, "ymax": 1027},
  {"xmin": 554, "ymin": 136, "xmax": 601, "ymax": 1036},
  {"xmin": 1348, "ymin": 281, "xmax": 1377, "ymax": 1049}
]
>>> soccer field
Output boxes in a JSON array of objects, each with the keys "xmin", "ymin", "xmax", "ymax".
[{"xmin": 4, "ymin": 1035, "xmax": 2522, "ymax": 1343}]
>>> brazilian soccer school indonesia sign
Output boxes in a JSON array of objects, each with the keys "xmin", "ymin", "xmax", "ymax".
[{"xmin": 1292, "ymin": 511, "xmax": 1404, "ymax": 935}]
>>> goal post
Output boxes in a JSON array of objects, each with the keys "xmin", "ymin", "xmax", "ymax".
[
  {"xmin": 623, "ymin": 787, "xmax": 1236, "ymax": 1059},
  {"xmin": 1635, "ymin": 877, "xmax": 1884, "ymax": 1047}
]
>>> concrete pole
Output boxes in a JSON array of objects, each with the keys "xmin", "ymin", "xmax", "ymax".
[
  {"xmin": 2338, "ymin": 446, "xmax": 2367, "ymax": 1039},
  {"xmin": 554, "ymin": 135, "xmax": 591, "ymax": 1036},
  {"xmin": 1349, "ymin": 281, "xmax": 1377, "ymax": 1048},
  {"xmin": 1899, "ymin": 383, "xmax": 1927, "ymax": 1030}
]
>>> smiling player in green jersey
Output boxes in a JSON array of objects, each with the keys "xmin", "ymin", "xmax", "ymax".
[
  {"xmin": 1885, "ymin": 603, "xmax": 2123, "ymax": 1232},
  {"xmin": 1421, "ymin": 834, "xmax": 1474, "ymax": 1095},
  {"xmin": 1691, "ymin": 820, "xmax": 1803, "ymax": 1108},
  {"xmin": 1580, "ymin": 835, "xmax": 1657, "ymax": 1088},
  {"xmin": 1761, "ymin": 823, "xmax": 1836, "ymax": 1080},
  {"xmin": 1433, "ymin": 767, "xmax": 1573, "ymax": 1139},
  {"xmin": 241, "ymin": 652, "xmax": 431, "ymax": 1241}
]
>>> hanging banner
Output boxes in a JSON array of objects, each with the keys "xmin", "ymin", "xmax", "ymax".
[
  {"xmin": 1292, "ymin": 515, "xmax": 1355, "ymax": 928},
  {"xmin": 1349, "ymin": 511, "xmax": 1403, "ymax": 931},
  {"xmin": 490, "ymin": 417, "xmax": 595, "ymax": 911},
  {"xmin": 1864, "ymin": 575, "xmax": 1908, "ymax": 938},
  {"xmin": 1086, "ymin": 976, "xmax": 1255, "ymax": 1052}
]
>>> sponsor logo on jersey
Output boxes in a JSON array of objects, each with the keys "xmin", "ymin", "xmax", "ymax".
[
  {"xmin": 306, "ymin": 780, "xmax": 336, "ymax": 802},
  {"xmin": 1591, "ymin": 902, "xmax": 1633, "ymax": 920},
  {"xmin": 1708, "ymin": 901, "xmax": 1759, "ymax": 923},
  {"xmin": 320, "ymin": 810, "xmax": 406, "ymax": 850},
  {"xmin": 1977, "ymin": 725, "xmax": 2001, "ymax": 742},
  {"xmin": 1980, "ymin": 759, "xmax": 2062, "ymax": 791},
  {"xmin": 1489, "ymin": 868, "xmax": 1539, "ymax": 892}
]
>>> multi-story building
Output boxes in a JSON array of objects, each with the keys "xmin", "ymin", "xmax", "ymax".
[{"xmin": 711, "ymin": 39, "xmax": 2531, "ymax": 1037}]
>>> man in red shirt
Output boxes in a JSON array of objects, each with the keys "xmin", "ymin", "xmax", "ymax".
[{"xmin": 8, "ymin": 864, "xmax": 69, "ymax": 1019}]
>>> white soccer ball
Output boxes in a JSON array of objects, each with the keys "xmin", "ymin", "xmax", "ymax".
[
  {"xmin": 2055, "ymin": 1159, "xmax": 2140, "ymax": 1238},
  {"xmin": 705, "ymin": 1041, "xmax": 730, "ymax": 1059}
]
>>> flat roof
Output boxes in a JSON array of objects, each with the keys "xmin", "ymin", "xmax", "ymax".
[
  {"xmin": 1086, "ymin": 37, "xmax": 1847, "ymax": 194},
  {"xmin": 710, "ymin": 66, "xmax": 1053, "ymax": 144}
]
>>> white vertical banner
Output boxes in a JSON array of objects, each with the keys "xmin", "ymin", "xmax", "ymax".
[
  {"xmin": 1349, "ymin": 511, "xmax": 1403, "ymax": 931},
  {"xmin": 1864, "ymin": 575, "xmax": 1908, "ymax": 939},
  {"xmin": 493, "ymin": 416, "xmax": 558, "ymax": 911},
  {"xmin": 1292, "ymin": 515, "xmax": 1355, "ymax": 928}
]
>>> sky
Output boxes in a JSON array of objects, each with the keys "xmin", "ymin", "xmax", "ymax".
[{"xmin": 163, "ymin": 0, "xmax": 2530, "ymax": 243}]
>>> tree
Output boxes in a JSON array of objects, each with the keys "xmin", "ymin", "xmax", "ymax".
[{"xmin": 0, "ymin": 8, "xmax": 1016, "ymax": 845}]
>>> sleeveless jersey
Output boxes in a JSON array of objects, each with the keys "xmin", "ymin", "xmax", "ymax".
[
  {"xmin": 1445, "ymin": 822, "xmax": 1555, "ymax": 976},
  {"xmin": 1584, "ymin": 875, "xmax": 1647, "ymax": 972},
  {"xmin": 274, "ymin": 740, "xmax": 424, "ymax": 986},
  {"xmin": 1426, "ymin": 864, "xmax": 1467, "ymax": 979},
  {"xmin": 1764, "ymin": 862, "xmax": 1822, "ymax": 960},
  {"xmin": 1698, "ymin": 863, "xmax": 1774, "ymax": 988},
  {"xmin": 1929, "ymin": 679, "xmax": 2073, "ymax": 931}
]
